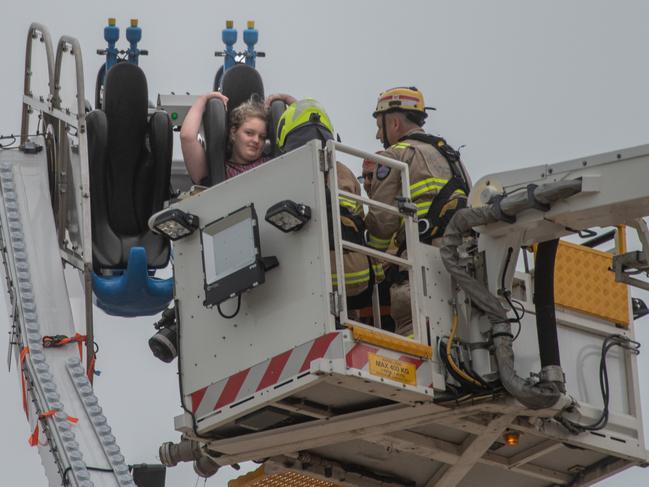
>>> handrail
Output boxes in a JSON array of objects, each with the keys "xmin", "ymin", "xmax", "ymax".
[
  {"xmin": 21, "ymin": 23, "xmax": 55, "ymax": 143},
  {"xmin": 326, "ymin": 140, "xmax": 424, "ymax": 341}
]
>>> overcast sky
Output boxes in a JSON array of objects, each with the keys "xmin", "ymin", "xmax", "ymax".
[{"xmin": 2, "ymin": 0, "xmax": 649, "ymax": 485}]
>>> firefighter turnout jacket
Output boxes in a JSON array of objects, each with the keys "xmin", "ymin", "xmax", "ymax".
[{"xmin": 365, "ymin": 128, "xmax": 470, "ymax": 251}]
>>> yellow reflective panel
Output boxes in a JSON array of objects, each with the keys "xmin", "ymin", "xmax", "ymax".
[{"xmin": 551, "ymin": 241, "xmax": 629, "ymax": 326}]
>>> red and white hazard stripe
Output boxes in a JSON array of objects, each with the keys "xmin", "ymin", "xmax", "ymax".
[{"xmin": 190, "ymin": 332, "xmax": 343, "ymax": 419}]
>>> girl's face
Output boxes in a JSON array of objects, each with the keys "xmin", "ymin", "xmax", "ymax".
[{"xmin": 230, "ymin": 116, "xmax": 267, "ymax": 164}]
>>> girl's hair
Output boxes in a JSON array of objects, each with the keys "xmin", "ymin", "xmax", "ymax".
[{"xmin": 229, "ymin": 98, "xmax": 269, "ymax": 134}]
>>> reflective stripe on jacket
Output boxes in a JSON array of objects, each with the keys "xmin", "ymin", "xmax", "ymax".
[{"xmin": 365, "ymin": 129, "xmax": 470, "ymax": 248}]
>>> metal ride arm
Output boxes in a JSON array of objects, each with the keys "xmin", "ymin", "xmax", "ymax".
[{"xmin": 2, "ymin": 24, "xmax": 134, "ymax": 487}]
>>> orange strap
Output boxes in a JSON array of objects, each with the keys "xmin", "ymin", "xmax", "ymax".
[
  {"xmin": 43, "ymin": 333, "xmax": 86, "ymax": 361},
  {"xmin": 42, "ymin": 333, "xmax": 97, "ymax": 384},
  {"xmin": 20, "ymin": 347, "xmax": 29, "ymax": 418},
  {"xmin": 358, "ymin": 305, "xmax": 391, "ymax": 319},
  {"xmin": 87, "ymin": 355, "xmax": 96, "ymax": 382},
  {"xmin": 28, "ymin": 410, "xmax": 78, "ymax": 447}
]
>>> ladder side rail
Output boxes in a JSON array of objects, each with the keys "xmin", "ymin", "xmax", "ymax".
[{"xmin": 52, "ymin": 35, "xmax": 95, "ymax": 381}]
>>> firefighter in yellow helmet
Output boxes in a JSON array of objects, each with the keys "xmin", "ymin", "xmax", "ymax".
[
  {"xmin": 365, "ymin": 87, "xmax": 471, "ymax": 335},
  {"xmin": 275, "ymin": 98, "xmax": 384, "ymax": 308}
]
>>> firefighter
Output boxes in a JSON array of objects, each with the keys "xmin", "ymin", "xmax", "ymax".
[
  {"xmin": 275, "ymin": 98, "xmax": 383, "ymax": 308},
  {"xmin": 365, "ymin": 87, "xmax": 471, "ymax": 335}
]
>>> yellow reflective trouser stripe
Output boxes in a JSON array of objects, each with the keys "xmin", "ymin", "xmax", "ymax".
[{"xmin": 367, "ymin": 233, "xmax": 391, "ymax": 250}]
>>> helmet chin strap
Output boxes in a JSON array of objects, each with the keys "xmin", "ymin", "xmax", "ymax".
[{"xmin": 381, "ymin": 112, "xmax": 390, "ymax": 149}]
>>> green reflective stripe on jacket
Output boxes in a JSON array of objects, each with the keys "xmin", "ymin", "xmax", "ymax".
[
  {"xmin": 410, "ymin": 177, "xmax": 448, "ymax": 198},
  {"xmin": 416, "ymin": 200, "xmax": 432, "ymax": 217},
  {"xmin": 332, "ymin": 268, "xmax": 371, "ymax": 285},
  {"xmin": 338, "ymin": 196, "xmax": 360, "ymax": 212},
  {"xmin": 410, "ymin": 178, "xmax": 468, "ymax": 199},
  {"xmin": 410, "ymin": 177, "xmax": 449, "ymax": 191},
  {"xmin": 391, "ymin": 142, "xmax": 411, "ymax": 150},
  {"xmin": 368, "ymin": 233, "xmax": 391, "ymax": 250}
]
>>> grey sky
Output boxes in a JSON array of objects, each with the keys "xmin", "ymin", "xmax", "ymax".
[{"xmin": 2, "ymin": 0, "xmax": 649, "ymax": 485}]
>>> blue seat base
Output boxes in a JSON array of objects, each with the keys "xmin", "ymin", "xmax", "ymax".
[{"xmin": 93, "ymin": 247, "xmax": 173, "ymax": 317}]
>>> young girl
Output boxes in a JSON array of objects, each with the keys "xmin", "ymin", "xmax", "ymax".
[{"xmin": 180, "ymin": 92, "xmax": 269, "ymax": 184}]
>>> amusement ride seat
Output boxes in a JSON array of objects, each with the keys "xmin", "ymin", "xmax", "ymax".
[{"xmin": 86, "ymin": 62, "xmax": 173, "ymax": 316}]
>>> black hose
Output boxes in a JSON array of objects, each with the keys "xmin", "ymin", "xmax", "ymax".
[{"xmin": 534, "ymin": 239, "xmax": 561, "ymax": 369}]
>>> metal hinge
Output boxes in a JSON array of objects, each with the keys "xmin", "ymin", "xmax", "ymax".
[
  {"xmin": 329, "ymin": 291, "xmax": 342, "ymax": 316},
  {"xmin": 319, "ymin": 148, "xmax": 332, "ymax": 172}
]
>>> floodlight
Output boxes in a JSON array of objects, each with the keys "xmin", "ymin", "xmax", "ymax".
[
  {"xmin": 201, "ymin": 204, "xmax": 277, "ymax": 308},
  {"xmin": 151, "ymin": 209, "xmax": 199, "ymax": 241},
  {"xmin": 264, "ymin": 200, "xmax": 311, "ymax": 233}
]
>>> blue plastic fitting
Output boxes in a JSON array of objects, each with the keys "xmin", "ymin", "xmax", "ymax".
[
  {"xmin": 222, "ymin": 20, "xmax": 237, "ymax": 71},
  {"xmin": 104, "ymin": 18, "xmax": 119, "ymax": 72},
  {"xmin": 243, "ymin": 20, "xmax": 258, "ymax": 67},
  {"xmin": 126, "ymin": 19, "xmax": 142, "ymax": 65}
]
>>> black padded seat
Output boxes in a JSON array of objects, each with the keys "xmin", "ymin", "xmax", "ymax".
[
  {"xmin": 202, "ymin": 64, "xmax": 265, "ymax": 186},
  {"xmin": 87, "ymin": 62, "xmax": 172, "ymax": 272}
]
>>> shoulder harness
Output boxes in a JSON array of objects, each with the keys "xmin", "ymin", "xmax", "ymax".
[{"xmin": 400, "ymin": 132, "xmax": 471, "ymax": 244}]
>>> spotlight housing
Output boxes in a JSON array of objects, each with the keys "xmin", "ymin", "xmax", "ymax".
[
  {"xmin": 264, "ymin": 200, "xmax": 311, "ymax": 233},
  {"xmin": 151, "ymin": 209, "xmax": 199, "ymax": 241}
]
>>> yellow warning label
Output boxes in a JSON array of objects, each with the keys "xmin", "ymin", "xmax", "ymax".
[{"xmin": 368, "ymin": 353, "xmax": 416, "ymax": 385}]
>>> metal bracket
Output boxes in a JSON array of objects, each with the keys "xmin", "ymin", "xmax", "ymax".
[
  {"xmin": 612, "ymin": 250, "xmax": 649, "ymax": 291},
  {"xmin": 395, "ymin": 196, "xmax": 417, "ymax": 218},
  {"xmin": 526, "ymin": 184, "xmax": 551, "ymax": 212}
]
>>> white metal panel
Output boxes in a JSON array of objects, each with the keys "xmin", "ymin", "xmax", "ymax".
[
  {"xmin": 511, "ymin": 272, "xmax": 645, "ymax": 459},
  {"xmin": 418, "ymin": 243, "xmax": 455, "ymax": 388},
  {"xmin": 172, "ymin": 142, "xmax": 335, "ymax": 395}
]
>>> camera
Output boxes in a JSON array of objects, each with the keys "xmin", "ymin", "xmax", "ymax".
[{"xmin": 149, "ymin": 307, "xmax": 178, "ymax": 363}]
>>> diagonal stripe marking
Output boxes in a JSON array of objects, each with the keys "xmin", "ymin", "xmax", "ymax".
[
  {"xmin": 346, "ymin": 343, "xmax": 378, "ymax": 369},
  {"xmin": 214, "ymin": 368, "xmax": 250, "ymax": 411},
  {"xmin": 257, "ymin": 350, "xmax": 292, "ymax": 391},
  {"xmin": 299, "ymin": 333, "xmax": 339, "ymax": 373},
  {"xmin": 190, "ymin": 386, "xmax": 208, "ymax": 414}
]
